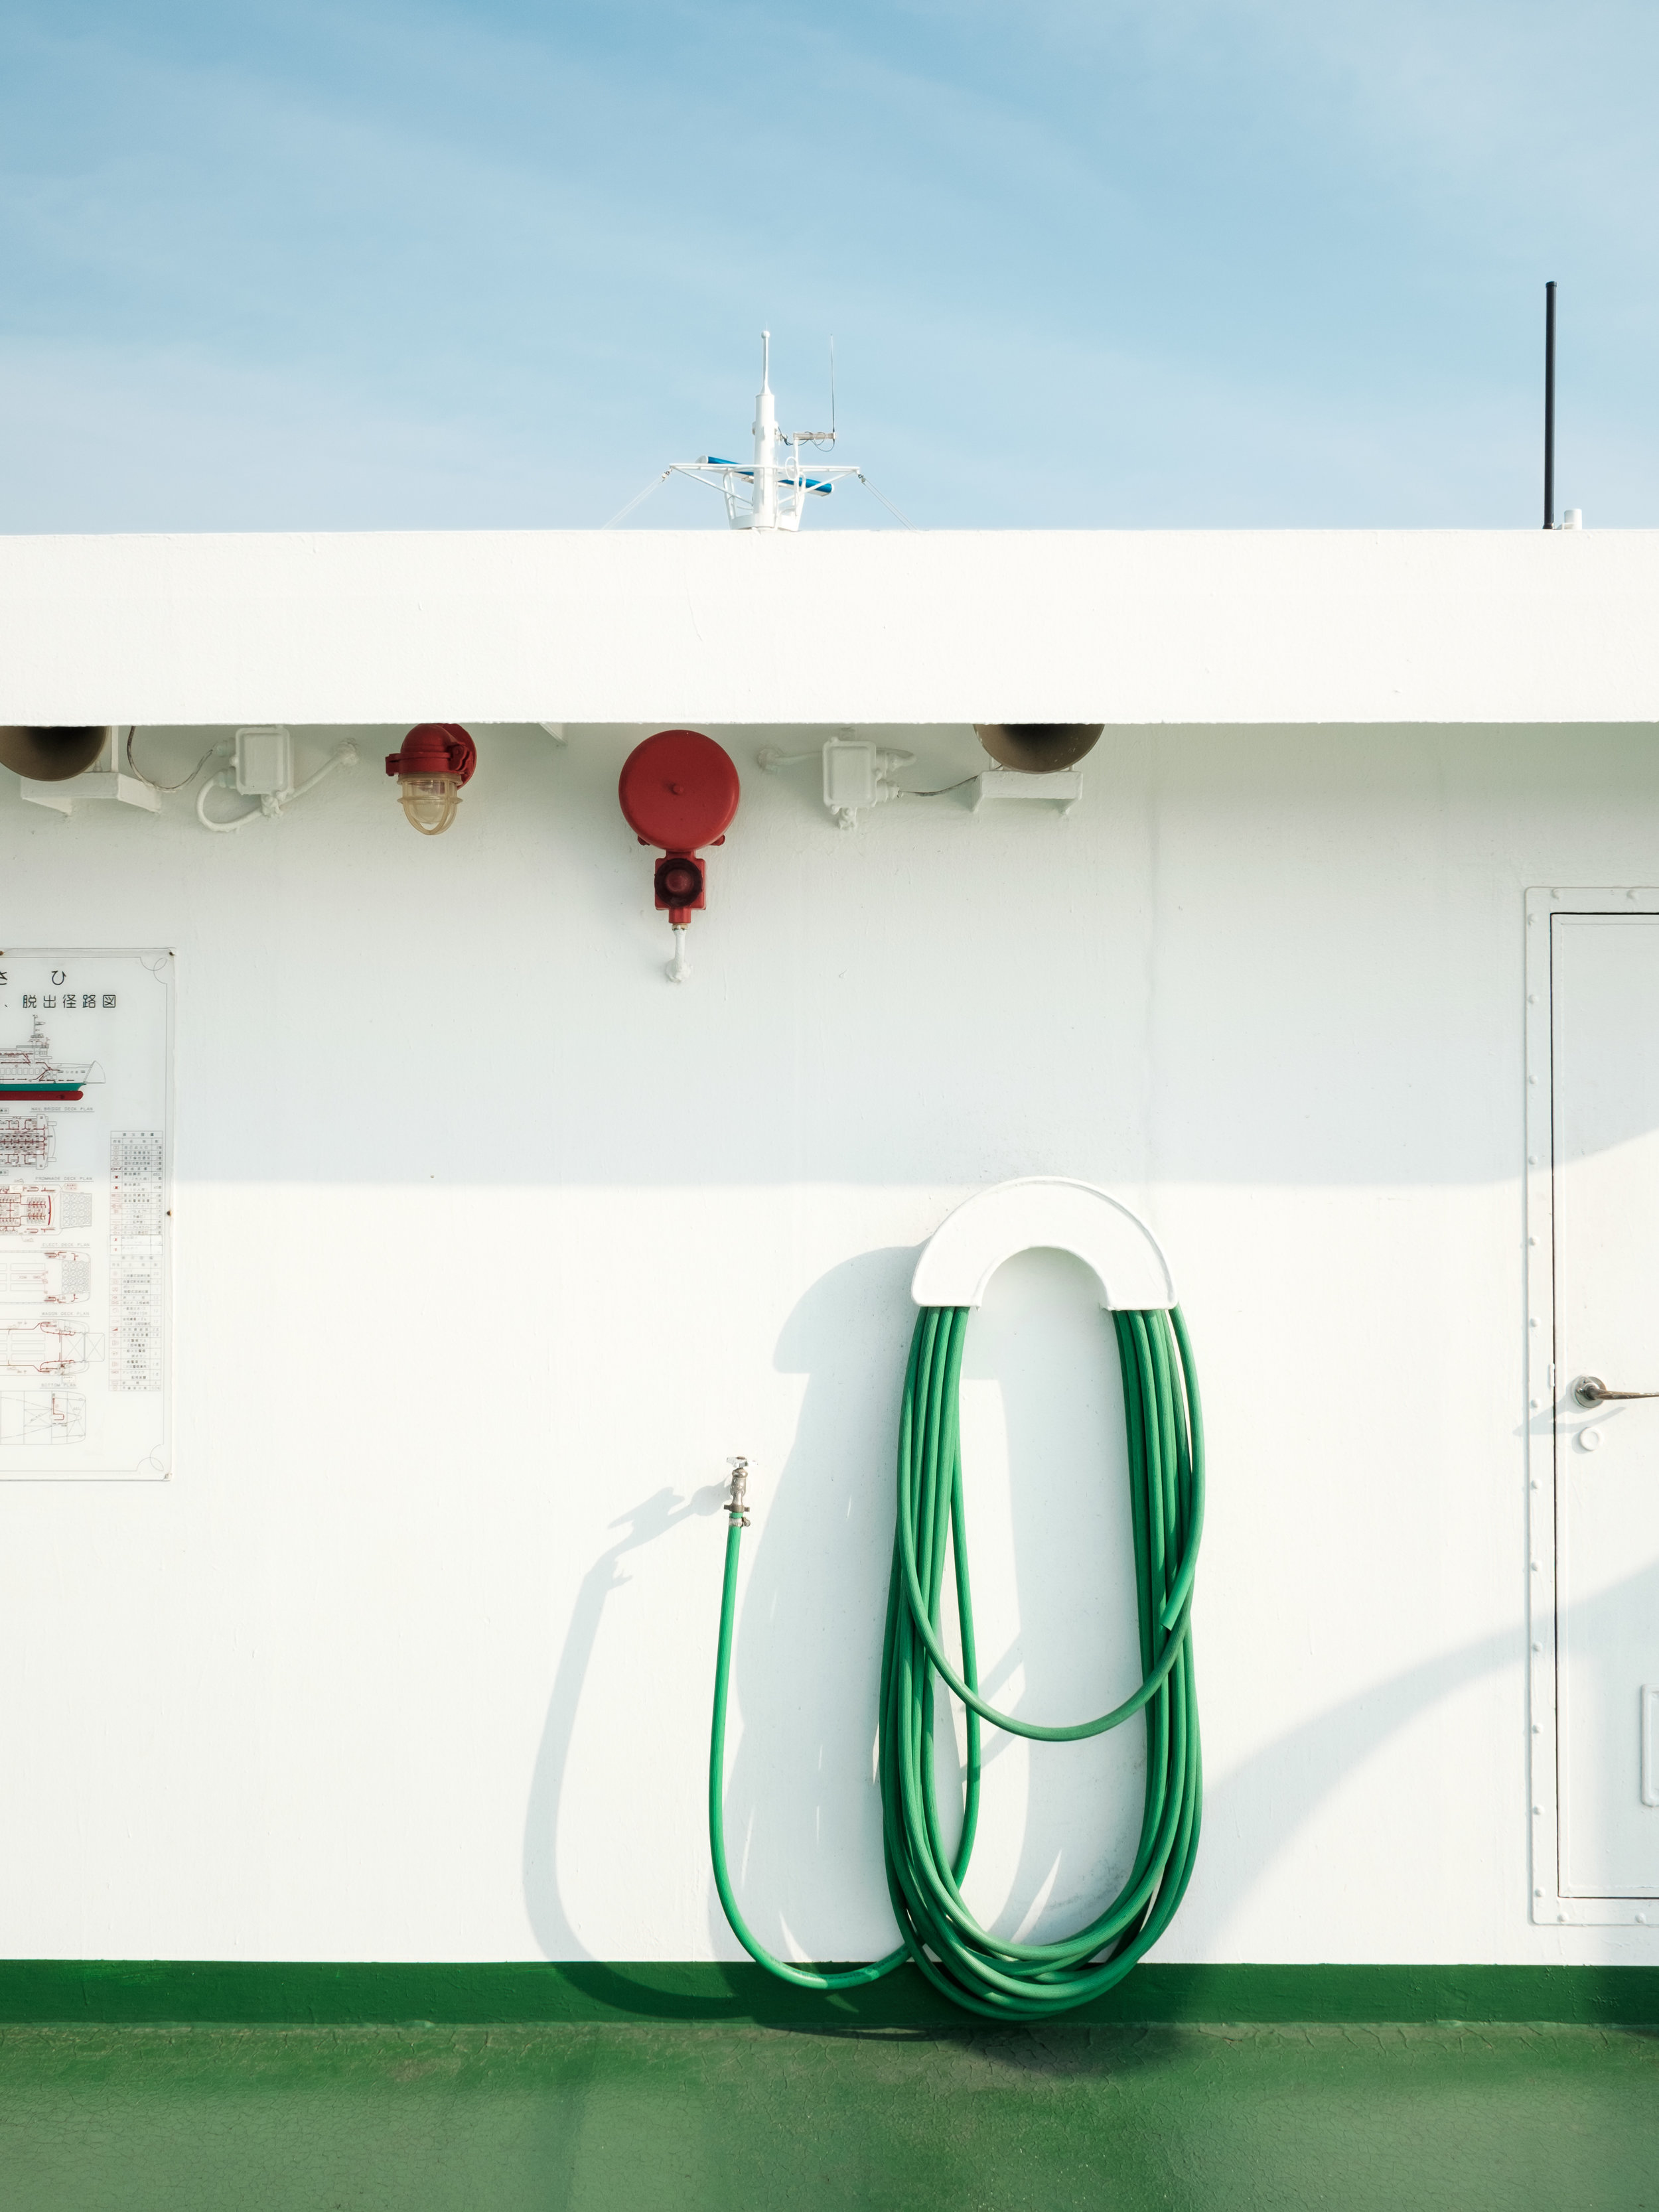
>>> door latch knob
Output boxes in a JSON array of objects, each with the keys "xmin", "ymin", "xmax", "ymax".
[{"xmin": 1571, "ymin": 1375, "xmax": 1659, "ymax": 1407}]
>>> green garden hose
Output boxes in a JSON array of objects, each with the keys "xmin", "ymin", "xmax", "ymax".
[{"xmin": 709, "ymin": 1300, "xmax": 1204, "ymax": 2019}]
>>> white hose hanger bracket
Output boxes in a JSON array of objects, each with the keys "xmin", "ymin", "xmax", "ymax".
[{"xmin": 910, "ymin": 1176, "xmax": 1177, "ymax": 1311}]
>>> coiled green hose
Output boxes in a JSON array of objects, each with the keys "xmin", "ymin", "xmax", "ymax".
[{"xmin": 709, "ymin": 1300, "xmax": 1204, "ymax": 2019}]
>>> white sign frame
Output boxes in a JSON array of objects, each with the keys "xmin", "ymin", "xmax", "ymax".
[{"xmin": 0, "ymin": 948, "xmax": 173, "ymax": 1482}]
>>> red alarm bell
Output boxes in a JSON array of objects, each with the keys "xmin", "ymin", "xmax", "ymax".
[{"xmin": 618, "ymin": 730, "xmax": 741, "ymax": 982}]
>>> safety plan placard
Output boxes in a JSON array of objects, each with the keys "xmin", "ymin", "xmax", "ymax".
[{"xmin": 0, "ymin": 951, "xmax": 172, "ymax": 1478}]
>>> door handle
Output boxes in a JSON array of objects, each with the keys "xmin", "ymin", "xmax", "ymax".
[{"xmin": 1571, "ymin": 1375, "xmax": 1659, "ymax": 1407}]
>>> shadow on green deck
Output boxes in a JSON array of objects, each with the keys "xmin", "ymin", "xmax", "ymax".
[{"xmin": 0, "ymin": 2020, "xmax": 1654, "ymax": 2212}]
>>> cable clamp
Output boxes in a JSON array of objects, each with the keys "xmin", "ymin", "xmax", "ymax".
[{"xmin": 725, "ymin": 1457, "xmax": 751, "ymax": 1527}]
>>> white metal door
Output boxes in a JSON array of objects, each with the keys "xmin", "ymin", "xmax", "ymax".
[{"xmin": 1548, "ymin": 910, "xmax": 1659, "ymax": 1902}]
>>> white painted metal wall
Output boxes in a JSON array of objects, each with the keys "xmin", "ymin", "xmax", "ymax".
[
  {"xmin": 2, "ymin": 527, "xmax": 1658, "ymax": 726},
  {"xmin": 0, "ymin": 705, "xmax": 1652, "ymax": 1969}
]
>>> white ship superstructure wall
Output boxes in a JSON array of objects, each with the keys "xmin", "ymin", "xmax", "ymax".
[
  {"xmin": 1, "ymin": 527, "xmax": 1657, "ymax": 726},
  {"xmin": 0, "ymin": 529, "xmax": 1653, "ymax": 1970}
]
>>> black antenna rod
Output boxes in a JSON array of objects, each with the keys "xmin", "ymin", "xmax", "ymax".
[{"xmin": 1544, "ymin": 281, "xmax": 1557, "ymax": 529}]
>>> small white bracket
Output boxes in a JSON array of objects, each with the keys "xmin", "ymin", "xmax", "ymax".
[
  {"xmin": 111, "ymin": 771, "xmax": 163, "ymax": 814},
  {"xmin": 911, "ymin": 1177, "xmax": 1176, "ymax": 1310},
  {"xmin": 758, "ymin": 732, "xmax": 916, "ymax": 830},
  {"xmin": 538, "ymin": 722, "xmax": 569, "ymax": 744},
  {"xmin": 17, "ymin": 780, "xmax": 76, "ymax": 818},
  {"xmin": 18, "ymin": 730, "xmax": 161, "ymax": 817},
  {"xmin": 970, "ymin": 768, "xmax": 1082, "ymax": 817}
]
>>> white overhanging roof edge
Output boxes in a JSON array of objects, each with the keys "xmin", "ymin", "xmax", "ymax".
[
  {"xmin": 911, "ymin": 1178, "xmax": 1177, "ymax": 1311},
  {"xmin": 0, "ymin": 527, "xmax": 1655, "ymax": 728}
]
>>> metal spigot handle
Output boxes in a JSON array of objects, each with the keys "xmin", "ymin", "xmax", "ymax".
[
  {"xmin": 725, "ymin": 1456, "xmax": 751, "ymax": 1526},
  {"xmin": 1572, "ymin": 1375, "xmax": 1659, "ymax": 1408}
]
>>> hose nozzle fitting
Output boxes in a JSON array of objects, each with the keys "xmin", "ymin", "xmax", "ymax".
[{"xmin": 725, "ymin": 1457, "xmax": 751, "ymax": 1527}]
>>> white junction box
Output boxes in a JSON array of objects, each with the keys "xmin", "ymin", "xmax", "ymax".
[
  {"xmin": 234, "ymin": 725, "xmax": 293, "ymax": 797},
  {"xmin": 0, "ymin": 952, "xmax": 173, "ymax": 1480},
  {"xmin": 822, "ymin": 737, "xmax": 879, "ymax": 815}
]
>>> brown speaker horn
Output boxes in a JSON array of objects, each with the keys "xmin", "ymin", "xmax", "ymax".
[
  {"xmin": 0, "ymin": 726, "xmax": 109, "ymax": 781},
  {"xmin": 974, "ymin": 724, "xmax": 1104, "ymax": 773}
]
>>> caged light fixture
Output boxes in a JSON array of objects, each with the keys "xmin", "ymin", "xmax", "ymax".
[{"xmin": 385, "ymin": 724, "xmax": 476, "ymax": 836}]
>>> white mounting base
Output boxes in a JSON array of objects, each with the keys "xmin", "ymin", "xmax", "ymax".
[
  {"xmin": 19, "ymin": 770, "xmax": 161, "ymax": 817},
  {"xmin": 970, "ymin": 768, "xmax": 1082, "ymax": 817},
  {"xmin": 911, "ymin": 1177, "xmax": 1176, "ymax": 1310}
]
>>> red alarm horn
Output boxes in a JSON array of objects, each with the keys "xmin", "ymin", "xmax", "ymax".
[{"xmin": 618, "ymin": 730, "xmax": 741, "ymax": 983}]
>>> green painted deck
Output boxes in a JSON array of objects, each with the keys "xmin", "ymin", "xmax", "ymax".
[{"xmin": 1, "ymin": 2020, "xmax": 1653, "ymax": 2211}]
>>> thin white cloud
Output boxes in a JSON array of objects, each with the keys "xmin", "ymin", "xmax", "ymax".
[{"xmin": 0, "ymin": 0, "xmax": 1654, "ymax": 527}]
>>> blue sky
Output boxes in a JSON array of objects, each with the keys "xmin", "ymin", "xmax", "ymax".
[{"xmin": 1, "ymin": 0, "xmax": 1655, "ymax": 529}]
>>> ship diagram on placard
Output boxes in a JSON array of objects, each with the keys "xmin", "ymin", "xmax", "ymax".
[
  {"xmin": 0, "ymin": 1250, "xmax": 91, "ymax": 1304},
  {"xmin": 0, "ymin": 1112, "xmax": 54, "ymax": 1170},
  {"xmin": 0, "ymin": 1391, "xmax": 86, "ymax": 1444},
  {"xmin": 0, "ymin": 1322, "xmax": 106, "ymax": 1375},
  {"xmin": 0, "ymin": 1014, "xmax": 104, "ymax": 1101},
  {"xmin": 0, "ymin": 1185, "xmax": 93, "ymax": 1235},
  {"xmin": 0, "ymin": 952, "xmax": 172, "ymax": 1477}
]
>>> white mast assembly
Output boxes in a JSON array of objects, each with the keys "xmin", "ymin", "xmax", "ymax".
[{"xmin": 669, "ymin": 332, "xmax": 860, "ymax": 532}]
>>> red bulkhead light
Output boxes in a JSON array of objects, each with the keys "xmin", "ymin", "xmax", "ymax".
[{"xmin": 386, "ymin": 724, "xmax": 477, "ymax": 836}]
